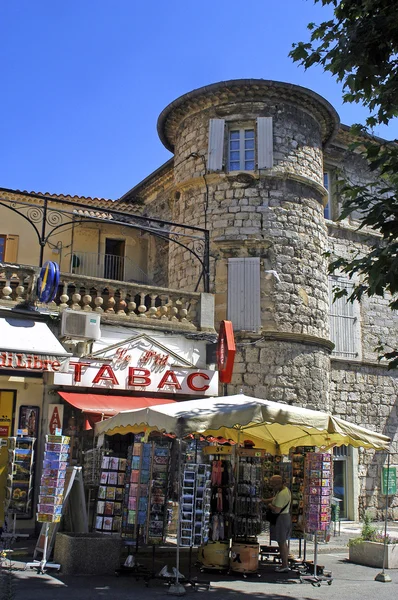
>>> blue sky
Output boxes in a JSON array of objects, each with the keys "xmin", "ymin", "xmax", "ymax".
[{"xmin": 1, "ymin": 1, "xmax": 396, "ymax": 200}]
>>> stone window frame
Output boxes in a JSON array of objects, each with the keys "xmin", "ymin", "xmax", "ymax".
[{"xmin": 328, "ymin": 274, "xmax": 362, "ymax": 361}]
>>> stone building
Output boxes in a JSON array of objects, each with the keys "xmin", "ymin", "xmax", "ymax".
[{"xmin": 120, "ymin": 79, "xmax": 398, "ymax": 520}]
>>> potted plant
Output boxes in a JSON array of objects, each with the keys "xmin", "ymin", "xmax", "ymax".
[{"xmin": 348, "ymin": 512, "xmax": 398, "ymax": 569}]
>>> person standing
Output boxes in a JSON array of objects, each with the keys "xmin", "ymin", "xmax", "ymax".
[{"xmin": 265, "ymin": 474, "xmax": 292, "ymax": 572}]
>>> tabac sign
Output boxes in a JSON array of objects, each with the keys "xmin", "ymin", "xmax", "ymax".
[{"xmin": 51, "ymin": 334, "xmax": 218, "ymax": 396}]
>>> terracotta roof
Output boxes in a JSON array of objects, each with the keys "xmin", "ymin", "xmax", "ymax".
[{"xmin": 0, "ymin": 187, "xmax": 142, "ymax": 215}]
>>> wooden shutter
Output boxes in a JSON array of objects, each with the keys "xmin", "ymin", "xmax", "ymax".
[
  {"xmin": 4, "ymin": 234, "xmax": 19, "ymax": 262},
  {"xmin": 328, "ymin": 276, "xmax": 358, "ymax": 357},
  {"xmin": 207, "ymin": 119, "xmax": 225, "ymax": 172},
  {"xmin": 257, "ymin": 117, "xmax": 273, "ymax": 169},
  {"xmin": 227, "ymin": 258, "xmax": 261, "ymax": 331}
]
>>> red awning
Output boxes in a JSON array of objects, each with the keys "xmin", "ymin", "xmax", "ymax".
[{"xmin": 57, "ymin": 392, "xmax": 176, "ymax": 417}]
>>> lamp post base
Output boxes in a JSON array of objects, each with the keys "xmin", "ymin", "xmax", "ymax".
[{"xmin": 375, "ymin": 572, "xmax": 392, "ymax": 583}]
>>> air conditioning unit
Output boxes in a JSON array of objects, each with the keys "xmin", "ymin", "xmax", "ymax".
[{"xmin": 61, "ymin": 310, "xmax": 101, "ymax": 341}]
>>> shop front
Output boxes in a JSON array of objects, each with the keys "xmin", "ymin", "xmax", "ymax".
[
  {"xmin": 46, "ymin": 330, "xmax": 218, "ymax": 461},
  {"xmin": 0, "ymin": 311, "xmax": 71, "ymax": 531},
  {"xmin": 90, "ymin": 395, "xmax": 389, "ymax": 586}
]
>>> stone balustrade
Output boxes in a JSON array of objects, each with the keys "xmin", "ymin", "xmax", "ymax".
[{"xmin": 0, "ymin": 263, "xmax": 214, "ymax": 332}]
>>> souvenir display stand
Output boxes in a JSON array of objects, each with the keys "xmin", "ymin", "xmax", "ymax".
[
  {"xmin": 93, "ymin": 394, "xmax": 390, "ymax": 593},
  {"xmin": 2, "ymin": 436, "xmax": 34, "ymax": 546},
  {"xmin": 26, "ymin": 434, "xmax": 70, "ymax": 574},
  {"xmin": 300, "ymin": 452, "xmax": 333, "ymax": 587},
  {"xmin": 229, "ymin": 448, "xmax": 264, "ymax": 578},
  {"xmin": 116, "ymin": 440, "xmax": 172, "ymax": 544},
  {"xmin": 197, "ymin": 444, "xmax": 234, "ymax": 572},
  {"xmin": 82, "ymin": 447, "xmax": 104, "ymax": 526},
  {"xmin": 95, "ymin": 454, "xmax": 126, "ymax": 534}
]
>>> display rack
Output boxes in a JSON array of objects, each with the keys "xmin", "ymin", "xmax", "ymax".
[
  {"xmin": 197, "ymin": 445, "xmax": 233, "ymax": 572},
  {"xmin": 290, "ymin": 446, "xmax": 315, "ymax": 539},
  {"xmin": 95, "ymin": 454, "xmax": 126, "ymax": 534},
  {"xmin": 300, "ymin": 452, "xmax": 333, "ymax": 586},
  {"xmin": 26, "ymin": 434, "xmax": 70, "ymax": 573},
  {"xmin": 82, "ymin": 447, "xmax": 104, "ymax": 528},
  {"xmin": 234, "ymin": 448, "xmax": 263, "ymax": 539},
  {"xmin": 6, "ymin": 437, "xmax": 36, "ymax": 519},
  {"xmin": 120, "ymin": 440, "xmax": 172, "ymax": 544},
  {"xmin": 147, "ymin": 442, "xmax": 172, "ymax": 544},
  {"xmin": 229, "ymin": 448, "xmax": 264, "ymax": 578},
  {"xmin": 180, "ymin": 463, "xmax": 211, "ymax": 547}
]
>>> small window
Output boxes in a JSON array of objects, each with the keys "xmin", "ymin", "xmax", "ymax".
[
  {"xmin": 324, "ymin": 171, "xmax": 332, "ymax": 219},
  {"xmin": 0, "ymin": 235, "xmax": 5, "ymax": 261},
  {"xmin": 0, "ymin": 234, "xmax": 19, "ymax": 263},
  {"xmin": 328, "ymin": 275, "xmax": 361, "ymax": 359},
  {"xmin": 228, "ymin": 129, "xmax": 255, "ymax": 171}
]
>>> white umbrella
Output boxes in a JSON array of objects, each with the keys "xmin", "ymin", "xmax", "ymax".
[{"xmin": 95, "ymin": 394, "xmax": 390, "ymax": 453}]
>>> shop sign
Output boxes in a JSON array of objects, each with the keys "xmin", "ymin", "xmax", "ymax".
[
  {"xmin": 0, "ymin": 424, "xmax": 9, "ymax": 437},
  {"xmin": 53, "ymin": 361, "xmax": 218, "ymax": 395},
  {"xmin": 52, "ymin": 334, "xmax": 218, "ymax": 395},
  {"xmin": 48, "ymin": 404, "xmax": 64, "ymax": 435},
  {"xmin": 0, "ymin": 351, "xmax": 65, "ymax": 372},
  {"xmin": 217, "ymin": 320, "xmax": 236, "ymax": 384},
  {"xmin": 381, "ymin": 466, "xmax": 397, "ymax": 496}
]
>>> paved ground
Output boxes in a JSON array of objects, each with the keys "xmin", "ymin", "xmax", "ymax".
[{"xmin": 1, "ymin": 521, "xmax": 398, "ymax": 600}]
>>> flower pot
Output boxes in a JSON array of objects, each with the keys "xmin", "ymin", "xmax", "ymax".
[{"xmin": 348, "ymin": 540, "xmax": 398, "ymax": 569}]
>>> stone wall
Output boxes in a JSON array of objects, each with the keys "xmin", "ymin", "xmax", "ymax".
[{"xmin": 330, "ymin": 359, "xmax": 398, "ymax": 519}]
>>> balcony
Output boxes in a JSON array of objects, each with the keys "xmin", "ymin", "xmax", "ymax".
[
  {"xmin": 68, "ymin": 252, "xmax": 153, "ymax": 285},
  {"xmin": 0, "ymin": 263, "xmax": 214, "ymax": 332}
]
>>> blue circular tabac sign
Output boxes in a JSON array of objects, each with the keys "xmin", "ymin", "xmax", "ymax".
[{"xmin": 37, "ymin": 261, "xmax": 60, "ymax": 303}]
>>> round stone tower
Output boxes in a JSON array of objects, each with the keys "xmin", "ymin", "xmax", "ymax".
[{"xmin": 157, "ymin": 79, "xmax": 339, "ymax": 411}]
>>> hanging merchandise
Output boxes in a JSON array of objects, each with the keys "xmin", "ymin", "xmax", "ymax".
[
  {"xmin": 180, "ymin": 462, "xmax": 211, "ymax": 547},
  {"xmin": 228, "ymin": 447, "xmax": 265, "ymax": 577},
  {"xmin": 303, "ymin": 452, "xmax": 333, "ymax": 535},
  {"xmin": 148, "ymin": 442, "xmax": 172, "ymax": 544},
  {"xmin": 95, "ymin": 454, "xmax": 126, "ymax": 533},
  {"xmin": 120, "ymin": 440, "xmax": 172, "ymax": 544},
  {"xmin": 82, "ymin": 447, "xmax": 103, "ymax": 487},
  {"xmin": 234, "ymin": 448, "xmax": 264, "ymax": 540},
  {"xmin": 289, "ymin": 446, "xmax": 316, "ymax": 537},
  {"xmin": 196, "ymin": 444, "xmax": 234, "ymax": 572},
  {"xmin": 206, "ymin": 445, "xmax": 235, "ymax": 544},
  {"xmin": 37, "ymin": 435, "xmax": 70, "ymax": 523},
  {"xmin": 6, "ymin": 437, "xmax": 36, "ymax": 519}
]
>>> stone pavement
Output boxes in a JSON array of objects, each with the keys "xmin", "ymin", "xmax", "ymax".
[{"xmin": 2, "ymin": 522, "xmax": 398, "ymax": 600}]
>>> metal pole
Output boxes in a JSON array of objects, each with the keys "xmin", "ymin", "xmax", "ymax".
[
  {"xmin": 39, "ymin": 197, "xmax": 48, "ymax": 267},
  {"xmin": 168, "ymin": 438, "xmax": 186, "ymax": 595},
  {"xmin": 375, "ymin": 451, "xmax": 392, "ymax": 583},
  {"xmin": 382, "ymin": 452, "xmax": 390, "ymax": 573}
]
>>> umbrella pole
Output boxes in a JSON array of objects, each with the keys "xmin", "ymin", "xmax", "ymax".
[
  {"xmin": 375, "ymin": 451, "xmax": 392, "ymax": 583},
  {"xmin": 168, "ymin": 437, "xmax": 186, "ymax": 596}
]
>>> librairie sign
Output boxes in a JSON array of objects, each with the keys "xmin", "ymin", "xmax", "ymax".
[
  {"xmin": 52, "ymin": 334, "xmax": 218, "ymax": 396},
  {"xmin": 0, "ymin": 352, "xmax": 65, "ymax": 372}
]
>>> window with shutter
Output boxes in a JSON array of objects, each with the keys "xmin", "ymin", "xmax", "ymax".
[
  {"xmin": 207, "ymin": 119, "xmax": 225, "ymax": 172},
  {"xmin": 328, "ymin": 276, "xmax": 361, "ymax": 359},
  {"xmin": 0, "ymin": 234, "xmax": 19, "ymax": 263},
  {"xmin": 257, "ymin": 117, "xmax": 273, "ymax": 169},
  {"xmin": 227, "ymin": 257, "xmax": 261, "ymax": 332},
  {"xmin": 228, "ymin": 128, "xmax": 255, "ymax": 171}
]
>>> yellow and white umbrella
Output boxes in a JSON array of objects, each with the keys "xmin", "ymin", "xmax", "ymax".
[{"xmin": 95, "ymin": 394, "xmax": 390, "ymax": 453}]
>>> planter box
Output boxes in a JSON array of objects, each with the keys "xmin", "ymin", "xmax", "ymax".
[
  {"xmin": 349, "ymin": 540, "xmax": 398, "ymax": 569},
  {"xmin": 54, "ymin": 532, "xmax": 123, "ymax": 575}
]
